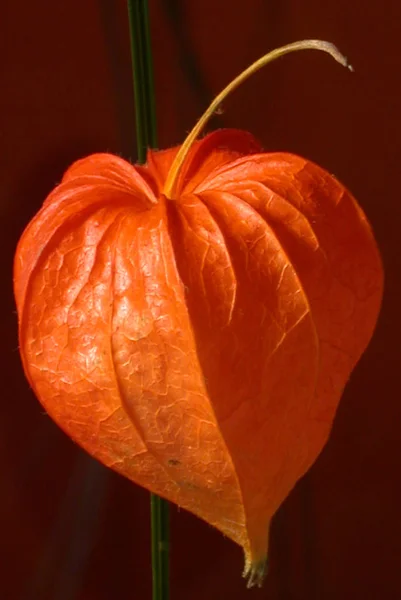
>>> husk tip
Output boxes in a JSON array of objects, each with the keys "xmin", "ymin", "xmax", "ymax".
[{"xmin": 242, "ymin": 555, "xmax": 269, "ymax": 588}]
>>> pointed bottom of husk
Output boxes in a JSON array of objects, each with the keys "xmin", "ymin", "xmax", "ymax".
[{"xmin": 242, "ymin": 555, "xmax": 269, "ymax": 588}]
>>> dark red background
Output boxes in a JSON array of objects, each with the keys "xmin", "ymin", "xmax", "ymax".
[{"xmin": 2, "ymin": 1, "xmax": 400, "ymax": 598}]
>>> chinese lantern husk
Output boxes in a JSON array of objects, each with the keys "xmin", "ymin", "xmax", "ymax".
[{"xmin": 14, "ymin": 129, "xmax": 383, "ymax": 585}]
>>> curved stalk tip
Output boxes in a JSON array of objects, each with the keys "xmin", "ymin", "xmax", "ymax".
[{"xmin": 163, "ymin": 39, "xmax": 352, "ymax": 199}]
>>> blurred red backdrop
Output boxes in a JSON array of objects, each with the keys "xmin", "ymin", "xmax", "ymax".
[{"xmin": 2, "ymin": 1, "xmax": 400, "ymax": 599}]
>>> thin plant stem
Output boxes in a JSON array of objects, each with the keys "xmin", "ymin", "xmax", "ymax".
[
  {"xmin": 126, "ymin": 2, "xmax": 170, "ymax": 599},
  {"xmin": 127, "ymin": 0, "xmax": 158, "ymax": 159},
  {"xmin": 164, "ymin": 39, "xmax": 351, "ymax": 198}
]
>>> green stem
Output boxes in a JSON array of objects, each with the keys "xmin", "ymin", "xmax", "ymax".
[
  {"xmin": 126, "ymin": 2, "xmax": 170, "ymax": 599},
  {"xmin": 127, "ymin": 0, "xmax": 158, "ymax": 160}
]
